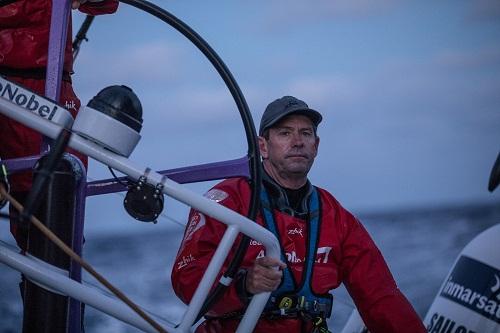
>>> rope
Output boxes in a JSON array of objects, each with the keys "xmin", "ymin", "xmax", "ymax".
[{"xmin": 0, "ymin": 185, "xmax": 168, "ymax": 333}]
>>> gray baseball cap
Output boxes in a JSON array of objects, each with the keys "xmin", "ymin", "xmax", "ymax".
[{"xmin": 259, "ymin": 96, "xmax": 322, "ymax": 135}]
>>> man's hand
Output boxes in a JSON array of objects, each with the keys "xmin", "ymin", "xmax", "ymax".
[
  {"xmin": 246, "ymin": 256, "xmax": 286, "ymax": 294},
  {"xmin": 72, "ymin": 0, "xmax": 85, "ymax": 9}
]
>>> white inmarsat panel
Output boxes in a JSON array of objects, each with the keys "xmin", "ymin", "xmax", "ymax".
[{"xmin": 424, "ymin": 224, "xmax": 500, "ymax": 333}]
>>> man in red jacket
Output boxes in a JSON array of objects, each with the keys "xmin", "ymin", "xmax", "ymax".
[
  {"xmin": 172, "ymin": 96, "xmax": 426, "ymax": 332},
  {"xmin": 0, "ymin": 0, "xmax": 118, "ymax": 249}
]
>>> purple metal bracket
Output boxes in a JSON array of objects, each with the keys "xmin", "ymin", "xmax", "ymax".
[
  {"xmin": 86, "ymin": 156, "xmax": 251, "ymax": 196},
  {"xmin": 46, "ymin": 0, "xmax": 71, "ymax": 102},
  {"xmin": 45, "ymin": 2, "xmax": 82, "ymax": 331},
  {"xmin": 68, "ymin": 154, "xmax": 87, "ymax": 333},
  {"xmin": 43, "ymin": 0, "xmax": 72, "ymax": 153},
  {"xmin": 2, "ymin": 156, "xmax": 42, "ymax": 174}
]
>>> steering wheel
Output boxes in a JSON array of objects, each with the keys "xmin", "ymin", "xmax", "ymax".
[{"xmin": 115, "ymin": 0, "xmax": 262, "ymax": 322}]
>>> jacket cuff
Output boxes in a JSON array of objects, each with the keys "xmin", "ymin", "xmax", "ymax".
[{"xmin": 235, "ymin": 269, "xmax": 253, "ymax": 305}]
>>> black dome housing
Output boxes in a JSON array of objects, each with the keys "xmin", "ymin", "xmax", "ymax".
[{"xmin": 87, "ymin": 85, "xmax": 143, "ymax": 132}]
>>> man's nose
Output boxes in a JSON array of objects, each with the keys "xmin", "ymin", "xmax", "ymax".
[{"xmin": 291, "ymin": 133, "xmax": 304, "ymax": 146}]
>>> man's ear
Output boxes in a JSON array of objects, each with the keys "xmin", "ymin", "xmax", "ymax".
[{"xmin": 258, "ymin": 136, "xmax": 268, "ymax": 159}]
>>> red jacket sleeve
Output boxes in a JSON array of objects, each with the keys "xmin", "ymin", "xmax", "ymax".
[
  {"xmin": 339, "ymin": 211, "xmax": 426, "ymax": 333},
  {"xmin": 171, "ymin": 180, "xmax": 251, "ymax": 316},
  {"xmin": 79, "ymin": 0, "xmax": 118, "ymax": 15}
]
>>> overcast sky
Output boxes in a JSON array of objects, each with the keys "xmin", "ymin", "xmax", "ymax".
[{"xmin": 66, "ymin": 0, "xmax": 500, "ymax": 234}]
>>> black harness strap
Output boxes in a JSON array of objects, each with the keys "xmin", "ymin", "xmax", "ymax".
[
  {"xmin": 0, "ymin": 66, "xmax": 72, "ymax": 82},
  {"xmin": 0, "ymin": 0, "xmax": 17, "ymax": 7},
  {"xmin": 260, "ymin": 186, "xmax": 333, "ymax": 324}
]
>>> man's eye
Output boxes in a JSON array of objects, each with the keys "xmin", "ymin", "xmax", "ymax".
[{"xmin": 279, "ymin": 131, "xmax": 290, "ymax": 136}]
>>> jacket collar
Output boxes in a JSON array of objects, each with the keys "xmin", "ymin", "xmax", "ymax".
[{"xmin": 261, "ymin": 165, "xmax": 313, "ymax": 218}]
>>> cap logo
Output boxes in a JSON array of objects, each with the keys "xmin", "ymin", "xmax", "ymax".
[{"xmin": 285, "ymin": 100, "xmax": 299, "ymax": 108}]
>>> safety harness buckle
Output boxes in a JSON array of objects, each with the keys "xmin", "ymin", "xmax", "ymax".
[
  {"xmin": 278, "ymin": 294, "xmax": 297, "ymax": 311},
  {"xmin": 311, "ymin": 312, "xmax": 331, "ymax": 333}
]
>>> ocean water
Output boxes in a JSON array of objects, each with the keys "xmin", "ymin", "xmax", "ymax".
[{"xmin": 1, "ymin": 202, "xmax": 499, "ymax": 332}]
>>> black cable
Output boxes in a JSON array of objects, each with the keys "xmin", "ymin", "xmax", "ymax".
[
  {"xmin": 117, "ymin": 0, "xmax": 261, "ymax": 321},
  {"xmin": 108, "ymin": 166, "xmax": 130, "ymax": 187},
  {"xmin": 193, "ymin": 237, "xmax": 250, "ymax": 322},
  {"xmin": 0, "ymin": 162, "xmax": 9, "ymax": 210},
  {"xmin": 72, "ymin": 15, "xmax": 95, "ymax": 61},
  {"xmin": 0, "ymin": 212, "xmax": 11, "ymax": 220},
  {"xmin": 20, "ymin": 128, "xmax": 72, "ymax": 224},
  {"xmin": 488, "ymin": 152, "xmax": 500, "ymax": 192}
]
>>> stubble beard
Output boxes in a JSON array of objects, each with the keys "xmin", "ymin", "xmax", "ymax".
[{"xmin": 270, "ymin": 157, "xmax": 314, "ymax": 185}]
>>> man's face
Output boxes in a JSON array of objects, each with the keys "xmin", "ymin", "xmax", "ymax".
[{"xmin": 259, "ymin": 114, "xmax": 320, "ymax": 181}]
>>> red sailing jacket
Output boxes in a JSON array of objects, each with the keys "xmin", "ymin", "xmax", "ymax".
[
  {"xmin": 171, "ymin": 177, "xmax": 426, "ymax": 333},
  {"xmin": 0, "ymin": 0, "xmax": 118, "ymax": 73},
  {"xmin": 0, "ymin": 0, "xmax": 118, "ymax": 192}
]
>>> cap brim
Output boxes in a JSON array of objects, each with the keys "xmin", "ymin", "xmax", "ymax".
[{"xmin": 260, "ymin": 107, "xmax": 322, "ymax": 135}]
